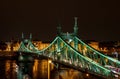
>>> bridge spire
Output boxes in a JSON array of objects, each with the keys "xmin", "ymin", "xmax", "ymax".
[
  {"xmin": 74, "ymin": 17, "xmax": 78, "ymax": 35},
  {"xmin": 22, "ymin": 32, "xmax": 24, "ymax": 40},
  {"xmin": 57, "ymin": 24, "xmax": 62, "ymax": 35},
  {"xmin": 30, "ymin": 33, "xmax": 32, "ymax": 40}
]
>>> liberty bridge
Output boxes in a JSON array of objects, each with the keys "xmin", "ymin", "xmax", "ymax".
[{"xmin": 14, "ymin": 17, "xmax": 120, "ymax": 79}]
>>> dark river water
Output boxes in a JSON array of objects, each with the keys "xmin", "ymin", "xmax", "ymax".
[
  {"xmin": 0, "ymin": 57, "xmax": 85, "ymax": 79},
  {"xmin": 0, "ymin": 58, "xmax": 48, "ymax": 79}
]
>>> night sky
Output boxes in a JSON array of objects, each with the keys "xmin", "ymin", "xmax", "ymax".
[{"xmin": 0, "ymin": 0, "xmax": 120, "ymax": 42}]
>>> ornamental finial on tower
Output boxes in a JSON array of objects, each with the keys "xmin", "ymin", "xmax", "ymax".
[{"xmin": 74, "ymin": 17, "xmax": 78, "ymax": 35}]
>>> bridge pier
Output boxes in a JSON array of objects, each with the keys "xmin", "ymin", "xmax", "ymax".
[{"xmin": 15, "ymin": 52, "xmax": 35, "ymax": 79}]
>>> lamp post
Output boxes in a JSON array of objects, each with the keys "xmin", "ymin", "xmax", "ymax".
[{"xmin": 48, "ymin": 59, "xmax": 51, "ymax": 79}]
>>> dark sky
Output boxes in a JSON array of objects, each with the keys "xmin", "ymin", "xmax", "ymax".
[{"xmin": 0, "ymin": 0, "xmax": 120, "ymax": 42}]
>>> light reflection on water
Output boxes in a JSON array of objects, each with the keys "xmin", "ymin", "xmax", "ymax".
[
  {"xmin": 3, "ymin": 59, "xmax": 48, "ymax": 79},
  {"xmin": 32, "ymin": 59, "xmax": 48, "ymax": 79},
  {"xmin": 5, "ymin": 60, "xmax": 17, "ymax": 79},
  {"xmin": 1, "ymin": 59, "xmax": 84, "ymax": 79}
]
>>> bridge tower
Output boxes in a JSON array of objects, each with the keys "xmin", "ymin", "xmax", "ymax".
[
  {"xmin": 18, "ymin": 33, "xmax": 34, "ymax": 62},
  {"xmin": 21, "ymin": 33, "xmax": 32, "ymax": 40},
  {"xmin": 57, "ymin": 17, "xmax": 79, "ymax": 50}
]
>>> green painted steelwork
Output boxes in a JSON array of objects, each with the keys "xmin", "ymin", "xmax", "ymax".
[
  {"xmin": 18, "ymin": 17, "xmax": 119, "ymax": 78},
  {"xmin": 18, "ymin": 36, "xmax": 115, "ymax": 78},
  {"xmin": 74, "ymin": 36, "xmax": 120, "ymax": 67}
]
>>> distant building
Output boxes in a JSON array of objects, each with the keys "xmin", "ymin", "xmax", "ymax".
[
  {"xmin": 32, "ymin": 41, "xmax": 49, "ymax": 50},
  {"xmin": 88, "ymin": 41, "xmax": 99, "ymax": 50},
  {"xmin": 5, "ymin": 41, "xmax": 20, "ymax": 51},
  {"xmin": 5, "ymin": 41, "xmax": 49, "ymax": 51},
  {"xmin": 2, "ymin": 39, "xmax": 120, "ymax": 55}
]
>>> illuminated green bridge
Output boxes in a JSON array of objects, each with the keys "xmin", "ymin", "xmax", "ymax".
[{"xmin": 17, "ymin": 17, "xmax": 120, "ymax": 79}]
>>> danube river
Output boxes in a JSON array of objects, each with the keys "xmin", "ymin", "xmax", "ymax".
[{"xmin": 0, "ymin": 57, "xmax": 86, "ymax": 79}]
